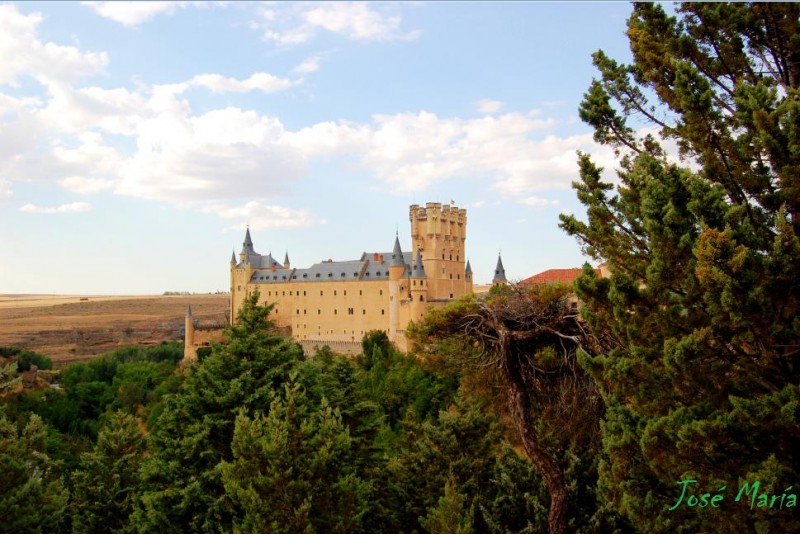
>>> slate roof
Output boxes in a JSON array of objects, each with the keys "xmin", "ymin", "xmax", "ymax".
[
  {"xmin": 249, "ymin": 251, "xmax": 414, "ymax": 284},
  {"xmin": 493, "ymin": 255, "xmax": 507, "ymax": 282}
]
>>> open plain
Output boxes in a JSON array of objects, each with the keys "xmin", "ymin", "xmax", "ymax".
[{"xmin": 0, "ymin": 294, "xmax": 229, "ymax": 366}]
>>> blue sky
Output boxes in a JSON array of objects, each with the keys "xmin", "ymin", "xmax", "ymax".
[{"xmin": 0, "ymin": 1, "xmax": 635, "ymax": 294}]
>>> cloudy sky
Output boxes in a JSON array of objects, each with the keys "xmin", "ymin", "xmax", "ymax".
[{"xmin": 0, "ymin": 1, "xmax": 634, "ymax": 294}]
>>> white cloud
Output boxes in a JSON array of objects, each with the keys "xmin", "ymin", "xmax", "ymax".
[
  {"xmin": 0, "ymin": 179, "xmax": 12, "ymax": 199},
  {"xmin": 188, "ymin": 72, "xmax": 298, "ymax": 94},
  {"xmin": 0, "ymin": 4, "xmax": 107, "ymax": 86},
  {"xmin": 520, "ymin": 196, "xmax": 560, "ymax": 207},
  {"xmin": 292, "ymin": 56, "xmax": 321, "ymax": 74},
  {"xmin": 115, "ymin": 106, "xmax": 306, "ymax": 202},
  {"xmin": 59, "ymin": 176, "xmax": 115, "ymax": 194},
  {"xmin": 256, "ymin": 2, "xmax": 420, "ymax": 45},
  {"xmin": 19, "ymin": 201, "xmax": 92, "ymax": 213},
  {"xmin": 81, "ymin": 1, "xmax": 203, "ymax": 27},
  {"xmin": 203, "ymin": 201, "xmax": 321, "ymax": 231},
  {"xmin": 475, "ymin": 99, "xmax": 504, "ymax": 114},
  {"xmin": 470, "ymin": 200, "xmax": 486, "ymax": 208}
]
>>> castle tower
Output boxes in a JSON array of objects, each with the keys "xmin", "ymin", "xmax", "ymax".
[
  {"xmin": 492, "ymin": 254, "xmax": 507, "ymax": 287},
  {"xmin": 410, "ymin": 250, "xmax": 428, "ymax": 321},
  {"xmin": 388, "ymin": 234, "xmax": 405, "ymax": 341},
  {"xmin": 231, "ymin": 228, "xmax": 256, "ymax": 324},
  {"xmin": 239, "ymin": 226, "xmax": 254, "ymax": 263},
  {"xmin": 409, "ymin": 202, "xmax": 468, "ymax": 300},
  {"xmin": 283, "ymin": 252, "xmax": 290, "ymax": 269},
  {"xmin": 465, "ymin": 259, "xmax": 474, "ymax": 293},
  {"xmin": 183, "ymin": 305, "xmax": 196, "ymax": 362}
]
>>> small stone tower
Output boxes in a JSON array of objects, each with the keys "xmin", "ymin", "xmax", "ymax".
[
  {"xmin": 492, "ymin": 254, "xmax": 507, "ymax": 287},
  {"xmin": 465, "ymin": 259, "xmax": 474, "ymax": 293},
  {"xmin": 388, "ymin": 234, "xmax": 405, "ymax": 341},
  {"xmin": 410, "ymin": 250, "xmax": 427, "ymax": 321},
  {"xmin": 183, "ymin": 305, "xmax": 196, "ymax": 362}
]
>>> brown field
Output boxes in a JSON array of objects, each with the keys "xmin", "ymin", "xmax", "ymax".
[{"xmin": 0, "ymin": 294, "xmax": 229, "ymax": 367}]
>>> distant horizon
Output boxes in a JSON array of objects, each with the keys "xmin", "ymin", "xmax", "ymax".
[{"xmin": 0, "ymin": 2, "xmax": 634, "ymax": 294}]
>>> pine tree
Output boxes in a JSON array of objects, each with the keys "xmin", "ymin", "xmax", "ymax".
[
  {"xmin": 70, "ymin": 412, "xmax": 146, "ymax": 533},
  {"xmin": 134, "ymin": 292, "xmax": 304, "ymax": 532},
  {"xmin": 0, "ymin": 412, "xmax": 68, "ymax": 533},
  {"xmin": 561, "ymin": 3, "xmax": 800, "ymax": 530},
  {"xmin": 221, "ymin": 375, "xmax": 370, "ymax": 533}
]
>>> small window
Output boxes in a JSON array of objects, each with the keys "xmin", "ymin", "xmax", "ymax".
[
  {"xmin": 380, "ymin": 289, "xmax": 383, "ymax": 295},
  {"xmin": 316, "ymin": 273, "xmax": 320, "ymax": 278},
  {"xmin": 292, "ymin": 275, "xmax": 296, "ymax": 279},
  {"xmin": 296, "ymin": 309, "xmax": 300, "ymax": 315},
  {"xmin": 362, "ymin": 309, "xmax": 366, "ymax": 315},
  {"xmin": 303, "ymin": 274, "xmax": 308, "ymax": 278},
  {"xmin": 341, "ymin": 272, "xmax": 346, "ymax": 277},
  {"xmin": 303, "ymin": 291, "xmax": 306, "ymax": 296},
  {"xmin": 457, "ymin": 274, "xmax": 460, "ymax": 279},
  {"xmin": 328, "ymin": 273, "xmax": 333, "ymax": 278},
  {"xmin": 419, "ymin": 295, "xmax": 424, "ymax": 301},
  {"xmin": 359, "ymin": 290, "xmax": 362, "ymax": 295},
  {"xmin": 334, "ymin": 290, "xmax": 337, "ymax": 296},
  {"xmin": 449, "ymin": 274, "xmax": 452, "ymax": 279},
  {"xmin": 320, "ymin": 291, "xmax": 323, "ymax": 296},
  {"xmin": 344, "ymin": 290, "xmax": 347, "ymax": 296},
  {"xmin": 334, "ymin": 309, "xmax": 338, "ymax": 315},
  {"xmin": 318, "ymin": 309, "xmax": 321, "ymax": 315},
  {"xmin": 381, "ymin": 309, "xmax": 385, "ymax": 315},
  {"xmin": 450, "ymin": 293, "xmax": 454, "ymax": 298},
  {"xmin": 354, "ymin": 272, "xmax": 358, "ymax": 277}
]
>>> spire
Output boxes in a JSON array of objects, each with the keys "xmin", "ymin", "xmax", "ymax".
[
  {"xmin": 240, "ymin": 226, "xmax": 255, "ymax": 257},
  {"xmin": 465, "ymin": 259, "xmax": 472, "ymax": 275},
  {"xmin": 231, "ymin": 250, "xmax": 237, "ymax": 265},
  {"xmin": 186, "ymin": 305, "xmax": 193, "ymax": 318},
  {"xmin": 412, "ymin": 250, "xmax": 426, "ymax": 278},
  {"xmin": 283, "ymin": 251, "xmax": 290, "ymax": 267},
  {"xmin": 390, "ymin": 235, "xmax": 405, "ymax": 267},
  {"xmin": 493, "ymin": 254, "xmax": 507, "ymax": 283}
]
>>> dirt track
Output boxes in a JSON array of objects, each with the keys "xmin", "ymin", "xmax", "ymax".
[{"xmin": 0, "ymin": 294, "xmax": 229, "ymax": 366}]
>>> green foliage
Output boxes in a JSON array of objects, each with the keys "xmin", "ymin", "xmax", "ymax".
[
  {"xmin": 70, "ymin": 412, "xmax": 146, "ymax": 533},
  {"xmin": 0, "ymin": 411, "xmax": 68, "ymax": 532},
  {"xmin": 420, "ymin": 478, "xmax": 475, "ymax": 534},
  {"xmin": 562, "ymin": 3, "xmax": 800, "ymax": 531},
  {"xmin": 134, "ymin": 291, "xmax": 304, "ymax": 532},
  {"xmin": 0, "ymin": 347, "xmax": 54, "ymax": 372},
  {"xmin": 221, "ymin": 376, "xmax": 371, "ymax": 533}
]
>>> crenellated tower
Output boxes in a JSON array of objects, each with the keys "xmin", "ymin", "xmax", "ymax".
[{"xmin": 409, "ymin": 202, "xmax": 468, "ymax": 300}]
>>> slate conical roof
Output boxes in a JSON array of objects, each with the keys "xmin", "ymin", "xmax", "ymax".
[
  {"xmin": 493, "ymin": 254, "xmax": 507, "ymax": 282},
  {"xmin": 411, "ymin": 250, "xmax": 426, "ymax": 278},
  {"xmin": 231, "ymin": 250, "xmax": 237, "ymax": 264},
  {"xmin": 284, "ymin": 252, "xmax": 290, "ymax": 265},
  {"xmin": 241, "ymin": 227, "xmax": 255, "ymax": 256},
  {"xmin": 390, "ymin": 235, "xmax": 405, "ymax": 267},
  {"xmin": 186, "ymin": 305, "xmax": 193, "ymax": 318},
  {"xmin": 465, "ymin": 259, "xmax": 472, "ymax": 275}
]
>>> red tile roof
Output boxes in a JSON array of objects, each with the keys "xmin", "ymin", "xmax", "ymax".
[{"xmin": 520, "ymin": 267, "xmax": 601, "ymax": 286}]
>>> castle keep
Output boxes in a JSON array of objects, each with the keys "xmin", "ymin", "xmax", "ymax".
[{"xmin": 229, "ymin": 202, "xmax": 474, "ymax": 353}]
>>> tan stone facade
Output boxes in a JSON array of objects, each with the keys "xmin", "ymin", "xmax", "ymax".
[{"xmin": 229, "ymin": 202, "xmax": 473, "ymax": 353}]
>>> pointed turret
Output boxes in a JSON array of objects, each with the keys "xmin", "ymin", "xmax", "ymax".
[
  {"xmin": 186, "ymin": 305, "xmax": 193, "ymax": 318},
  {"xmin": 390, "ymin": 234, "xmax": 405, "ymax": 267},
  {"xmin": 493, "ymin": 254, "xmax": 507, "ymax": 285},
  {"xmin": 411, "ymin": 250, "xmax": 426, "ymax": 278},
  {"xmin": 283, "ymin": 251, "xmax": 290, "ymax": 269},
  {"xmin": 240, "ymin": 226, "xmax": 255, "ymax": 260},
  {"xmin": 230, "ymin": 250, "xmax": 237, "ymax": 265},
  {"xmin": 465, "ymin": 260, "xmax": 472, "ymax": 275}
]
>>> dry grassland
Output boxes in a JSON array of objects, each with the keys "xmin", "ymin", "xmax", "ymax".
[{"xmin": 0, "ymin": 294, "xmax": 229, "ymax": 366}]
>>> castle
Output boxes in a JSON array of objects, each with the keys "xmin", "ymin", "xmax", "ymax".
[{"xmin": 222, "ymin": 202, "xmax": 506, "ymax": 354}]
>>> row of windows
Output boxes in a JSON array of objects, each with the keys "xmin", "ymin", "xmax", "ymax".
[
  {"xmin": 267, "ymin": 289, "xmax": 384, "ymax": 297},
  {"xmin": 296, "ymin": 308, "xmax": 385, "ymax": 316}
]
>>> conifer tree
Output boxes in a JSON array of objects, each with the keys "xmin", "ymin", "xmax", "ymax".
[
  {"xmin": 0, "ymin": 412, "xmax": 68, "ymax": 532},
  {"xmin": 221, "ymin": 375, "xmax": 370, "ymax": 533},
  {"xmin": 71, "ymin": 412, "xmax": 146, "ymax": 533},
  {"xmin": 134, "ymin": 292, "xmax": 304, "ymax": 532},
  {"xmin": 560, "ymin": 3, "xmax": 800, "ymax": 530}
]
